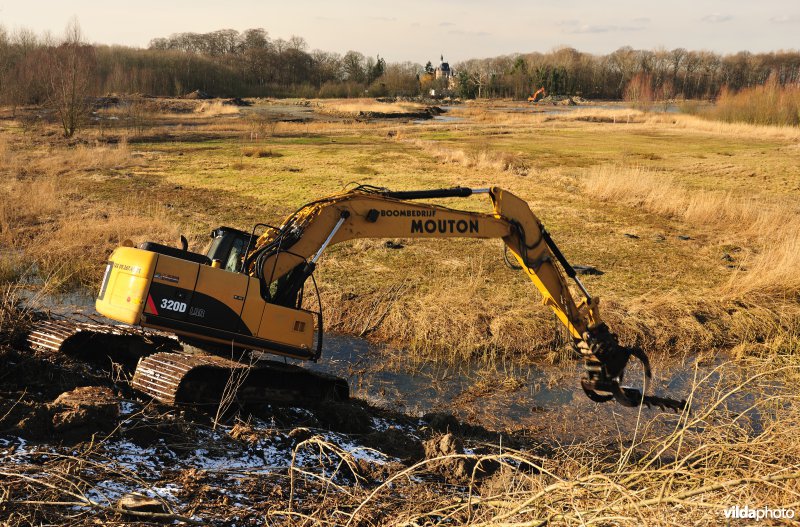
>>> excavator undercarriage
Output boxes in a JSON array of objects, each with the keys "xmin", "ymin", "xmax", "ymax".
[
  {"xmin": 26, "ymin": 186, "xmax": 686, "ymax": 413},
  {"xmin": 27, "ymin": 319, "xmax": 348, "ymax": 407}
]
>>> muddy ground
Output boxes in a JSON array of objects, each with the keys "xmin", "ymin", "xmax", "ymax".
[{"xmin": 0, "ymin": 327, "xmax": 555, "ymax": 526}]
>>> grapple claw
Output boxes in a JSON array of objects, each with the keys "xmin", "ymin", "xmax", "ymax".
[{"xmin": 578, "ymin": 323, "xmax": 687, "ymax": 413}]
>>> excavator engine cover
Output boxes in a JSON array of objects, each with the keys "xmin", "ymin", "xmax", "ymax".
[{"xmin": 96, "ymin": 245, "xmax": 319, "ymax": 361}]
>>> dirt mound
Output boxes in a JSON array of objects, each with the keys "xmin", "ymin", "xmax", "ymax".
[
  {"xmin": 422, "ymin": 411, "xmax": 461, "ymax": 433},
  {"xmin": 11, "ymin": 386, "xmax": 120, "ymax": 441},
  {"xmin": 538, "ymin": 94, "xmax": 582, "ymax": 105},
  {"xmin": 423, "ymin": 433, "xmax": 476, "ymax": 482}
]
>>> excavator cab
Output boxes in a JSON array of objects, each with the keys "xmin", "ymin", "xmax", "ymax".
[{"xmin": 206, "ymin": 227, "xmax": 253, "ymax": 273}]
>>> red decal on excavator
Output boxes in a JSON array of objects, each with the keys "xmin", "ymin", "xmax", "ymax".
[{"xmin": 146, "ymin": 294, "xmax": 159, "ymax": 315}]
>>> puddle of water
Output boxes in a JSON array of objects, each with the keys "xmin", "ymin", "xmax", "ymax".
[
  {"xmin": 306, "ymin": 334, "xmax": 777, "ymax": 437},
  {"xmin": 20, "ymin": 287, "xmax": 100, "ymax": 323},
  {"xmin": 412, "ymin": 115, "xmax": 465, "ymax": 124},
  {"xmin": 492, "ymin": 103, "xmax": 682, "ymax": 115}
]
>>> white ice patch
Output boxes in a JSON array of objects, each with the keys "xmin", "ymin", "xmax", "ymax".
[
  {"xmin": 101, "ymin": 440, "xmax": 176, "ymax": 476},
  {"xmin": 119, "ymin": 401, "xmax": 139, "ymax": 416},
  {"xmin": 148, "ymin": 483, "xmax": 182, "ymax": 501},
  {"xmin": 83, "ymin": 480, "xmax": 182, "ymax": 507},
  {"xmin": 0, "ymin": 437, "xmax": 31, "ymax": 461},
  {"xmin": 318, "ymin": 431, "xmax": 394, "ymax": 464},
  {"xmin": 188, "ymin": 444, "xmax": 289, "ymax": 473},
  {"xmin": 371, "ymin": 417, "xmax": 391, "ymax": 432},
  {"xmin": 84, "ymin": 480, "xmax": 133, "ymax": 505}
]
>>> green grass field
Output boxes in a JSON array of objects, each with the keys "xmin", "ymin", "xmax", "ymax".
[{"xmin": 1, "ymin": 99, "xmax": 799, "ymax": 363}]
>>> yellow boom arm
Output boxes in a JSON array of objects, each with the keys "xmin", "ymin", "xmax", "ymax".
[{"xmin": 246, "ymin": 186, "xmax": 600, "ymax": 342}]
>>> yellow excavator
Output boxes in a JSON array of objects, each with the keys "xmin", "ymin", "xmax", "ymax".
[
  {"xmin": 528, "ymin": 87, "xmax": 546, "ymax": 103},
  {"xmin": 30, "ymin": 186, "xmax": 685, "ymax": 411}
]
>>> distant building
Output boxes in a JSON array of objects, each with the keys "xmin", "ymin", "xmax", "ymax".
[
  {"xmin": 435, "ymin": 55, "xmax": 452, "ymax": 80},
  {"xmin": 429, "ymin": 55, "xmax": 457, "ymax": 97}
]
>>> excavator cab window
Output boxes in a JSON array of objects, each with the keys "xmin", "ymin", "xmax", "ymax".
[
  {"xmin": 224, "ymin": 237, "xmax": 247, "ymax": 272},
  {"xmin": 206, "ymin": 227, "xmax": 252, "ymax": 273}
]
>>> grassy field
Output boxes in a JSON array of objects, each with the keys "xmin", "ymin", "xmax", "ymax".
[
  {"xmin": 2, "ymin": 98, "xmax": 798, "ymax": 364},
  {"xmin": 2, "ymin": 98, "xmax": 800, "ymax": 525}
]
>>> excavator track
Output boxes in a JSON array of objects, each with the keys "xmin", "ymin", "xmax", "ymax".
[
  {"xmin": 27, "ymin": 319, "xmax": 180, "ymax": 369},
  {"xmin": 26, "ymin": 318, "xmax": 348, "ymax": 408},
  {"xmin": 133, "ymin": 351, "xmax": 348, "ymax": 406}
]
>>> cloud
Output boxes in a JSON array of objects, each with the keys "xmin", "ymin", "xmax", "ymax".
[
  {"xmin": 558, "ymin": 18, "xmax": 647, "ymax": 33},
  {"xmin": 369, "ymin": 16, "xmax": 396, "ymax": 22},
  {"xmin": 701, "ymin": 13, "xmax": 733, "ymax": 23},
  {"xmin": 439, "ymin": 22, "xmax": 455, "ymax": 27},
  {"xmin": 566, "ymin": 24, "xmax": 644, "ymax": 34},
  {"xmin": 769, "ymin": 15, "xmax": 799, "ymax": 23},
  {"xmin": 447, "ymin": 29, "xmax": 490, "ymax": 37}
]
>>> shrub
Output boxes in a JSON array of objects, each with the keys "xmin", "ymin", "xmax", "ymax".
[{"xmin": 705, "ymin": 76, "xmax": 800, "ymax": 126}]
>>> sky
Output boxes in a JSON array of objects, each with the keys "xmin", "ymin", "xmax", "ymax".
[{"xmin": 1, "ymin": 0, "xmax": 798, "ymax": 64}]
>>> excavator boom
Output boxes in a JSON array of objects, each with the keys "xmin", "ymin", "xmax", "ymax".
[{"xmin": 246, "ymin": 186, "xmax": 596, "ymax": 340}]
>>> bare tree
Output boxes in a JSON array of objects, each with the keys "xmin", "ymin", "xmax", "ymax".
[
  {"xmin": 47, "ymin": 19, "xmax": 96, "ymax": 138},
  {"xmin": 624, "ymin": 72, "xmax": 654, "ymax": 110}
]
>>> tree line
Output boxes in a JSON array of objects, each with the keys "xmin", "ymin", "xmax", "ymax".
[
  {"xmin": 1, "ymin": 23, "xmax": 799, "ymax": 116},
  {"xmin": 455, "ymin": 46, "xmax": 800, "ymax": 100}
]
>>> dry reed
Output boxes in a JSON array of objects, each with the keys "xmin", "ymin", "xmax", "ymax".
[
  {"xmin": 194, "ymin": 100, "xmax": 241, "ymax": 116},
  {"xmin": 584, "ymin": 165, "xmax": 800, "ymax": 302},
  {"xmin": 704, "ymin": 80, "xmax": 800, "ymax": 127},
  {"xmin": 273, "ymin": 359, "xmax": 800, "ymax": 526},
  {"xmin": 407, "ymin": 139, "xmax": 529, "ymax": 176}
]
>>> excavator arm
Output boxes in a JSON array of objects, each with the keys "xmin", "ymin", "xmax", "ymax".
[{"xmin": 245, "ymin": 186, "xmax": 686, "ymax": 411}]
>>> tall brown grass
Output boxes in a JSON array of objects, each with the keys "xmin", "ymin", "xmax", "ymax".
[
  {"xmin": 319, "ymin": 249, "xmax": 559, "ymax": 364},
  {"xmin": 584, "ymin": 166, "xmax": 800, "ymax": 301},
  {"xmin": 0, "ymin": 138, "xmax": 178, "ymax": 289},
  {"xmin": 407, "ymin": 139, "xmax": 530, "ymax": 176},
  {"xmin": 583, "ymin": 166, "xmax": 792, "ymax": 230},
  {"xmin": 194, "ymin": 100, "xmax": 241, "ymax": 116},
  {"xmin": 706, "ymin": 79, "xmax": 800, "ymax": 126},
  {"xmin": 0, "ymin": 179, "xmax": 61, "ymax": 245},
  {"xmin": 0, "ymin": 285, "xmax": 33, "ymax": 346},
  {"xmin": 31, "ymin": 206, "xmax": 181, "ymax": 289},
  {"xmin": 727, "ymin": 228, "xmax": 800, "ymax": 300}
]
